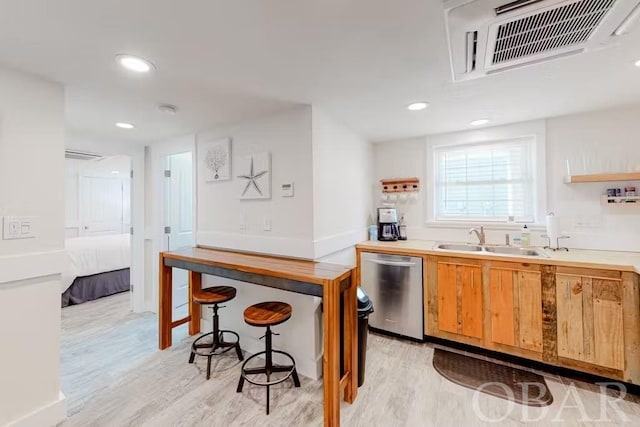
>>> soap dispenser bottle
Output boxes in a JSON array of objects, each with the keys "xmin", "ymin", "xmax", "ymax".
[
  {"xmin": 398, "ymin": 214, "xmax": 407, "ymax": 240},
  {"xmin": 521, "ymin": 224, "xmax": 531, "ymax": 248}
]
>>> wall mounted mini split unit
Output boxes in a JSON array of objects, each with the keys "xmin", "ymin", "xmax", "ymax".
[
  {"xmin": 64, "ymin": 150, "xmax": 103, "ymax": 161},
  {"xmin": 444, "ymin": 0, "xmax": 640, "ymax": 81}
]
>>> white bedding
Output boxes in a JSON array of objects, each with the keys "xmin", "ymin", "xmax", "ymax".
[{"xmin": 61, "ymin": 234, "xmax": 131, "ymax": 293}]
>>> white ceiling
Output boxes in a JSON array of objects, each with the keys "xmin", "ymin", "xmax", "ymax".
[{"xmin": 0, "ymin": 0, "xmax": 639, "ymax": 144}]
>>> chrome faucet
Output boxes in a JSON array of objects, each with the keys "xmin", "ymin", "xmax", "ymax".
[{"xmin": 469, "ymin": 226, "xmax": 486, "ymax": 245}]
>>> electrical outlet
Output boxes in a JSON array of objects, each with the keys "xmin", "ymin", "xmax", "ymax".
[
  {"xmin": 263, "ymin": 217, "xmax": 271, "ymax": 231},
  {"xmin": 2, "ymin": 216, "xmax": 35, "ymax": 240},
  {"xmin": 239, "ymin": 214, "xmax": 247, "ymax": 230}
]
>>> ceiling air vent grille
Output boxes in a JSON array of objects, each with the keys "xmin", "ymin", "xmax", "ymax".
[
  {"xmin": 65, "ymin": 150, "xmax": 103, "ymax": 161},
  {"xmin": 492, "ymin": 0, "xmax": 617, "ymax": 64}
]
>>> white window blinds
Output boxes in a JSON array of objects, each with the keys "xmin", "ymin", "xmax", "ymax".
[{"xmin": 434, "ymin": 137, "xmax": 535, "ymax": 221}]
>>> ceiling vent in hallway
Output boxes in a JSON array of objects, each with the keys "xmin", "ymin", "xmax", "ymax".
[
  {"xmin": 445, "ymin": 0, "xmax": 640, "ymax": 81},
  {"xmin": 64, "ymin": 150, "xmax": 103, "ymax": 161}
]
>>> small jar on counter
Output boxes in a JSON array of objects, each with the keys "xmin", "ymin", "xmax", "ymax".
[{"xmin": 368, "ymin": 225, "xmax": 378, "ymax": 241}]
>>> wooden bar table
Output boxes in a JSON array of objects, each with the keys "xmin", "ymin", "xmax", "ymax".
[{"xmin": 158, "ymin": 247, "xmax": 358, "ymax": 426}]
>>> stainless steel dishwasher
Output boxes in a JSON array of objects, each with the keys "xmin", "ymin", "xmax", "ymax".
[{"xmin": 360, "ymin": 252, "xmax": 423, "ymax": 340}]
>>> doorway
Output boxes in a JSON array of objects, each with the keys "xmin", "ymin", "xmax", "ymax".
[
  {"xmin": 63, "ymin": 154, "xmax": 134, "ymax": 309},
  {"xmin": 163, "ymin": 151, "xmax": 195, "ymax": 319}
]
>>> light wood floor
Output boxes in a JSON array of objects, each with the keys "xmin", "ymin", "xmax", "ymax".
[{"xmin": 60, "ymin": 293, "xmax": 640, "ymax": 426}]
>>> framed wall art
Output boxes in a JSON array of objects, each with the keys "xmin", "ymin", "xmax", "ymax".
[
  {"xmin": 238, "ymin": 152, "xmax": 271, "ymax": 200},
  {"xmin": 200, "ymin": 137, "xmax": 231, "ymax": 182}
]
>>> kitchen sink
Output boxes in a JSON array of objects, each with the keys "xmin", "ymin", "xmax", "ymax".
[
  {"xmin": 435, "ymin": 243, "xmax": 484, "ymax": 252},
  {"xmin": 483, "ymin": 246, "xmax": 547, "ymax": 257},
  {"xmin": 434, "ymin": 243, "xmax": 548, "ymax": 257}
]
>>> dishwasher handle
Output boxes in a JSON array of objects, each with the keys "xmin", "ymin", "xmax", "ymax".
[{"xmin": 365, "ymin": 258, "xmax": 416, "ymax": 267}]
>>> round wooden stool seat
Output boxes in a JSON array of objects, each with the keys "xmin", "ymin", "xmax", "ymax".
[
  {"xmin": 244, "ymin": 301, "xmax": 292, "ymax": 327},
  {"xmin": 192, "ymin": 286, "xmax": 236, "ymax": 305}
]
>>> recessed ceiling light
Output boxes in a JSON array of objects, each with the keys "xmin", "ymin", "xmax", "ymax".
[
  {"xmin": 407, "ymin": 102, "xmax": 430, "ymax": 111},
  {"xmin": 115, "ymin": 122, "xmax": 135, "ymax": 129},
  {"xmin": 115, "ymin": 54, "xmax": 155, "ymax": 73},
  {"xmin": 634, "ymin": 59, "xmax": 640, "ymax": 67},
  {"xmin": 470, "ymin": 119, "xmax": 490, "ymax": 126},
  {"xmin": 111, "ymin": 170, "xmax": 120, "ymax": 174}
]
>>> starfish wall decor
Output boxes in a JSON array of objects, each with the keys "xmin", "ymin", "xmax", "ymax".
[{"xmin": 238, "ymin": 153, "xmax": 271, "ymax": 199}]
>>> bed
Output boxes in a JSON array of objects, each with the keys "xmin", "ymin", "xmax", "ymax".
[{"xmin": 61, "ymin": 234, "xmax": 131, "ymax": 307}]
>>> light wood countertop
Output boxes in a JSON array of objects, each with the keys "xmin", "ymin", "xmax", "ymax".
[{"xmin": 356, "ymin": 240, "xmax": 640, "ymax": 274}]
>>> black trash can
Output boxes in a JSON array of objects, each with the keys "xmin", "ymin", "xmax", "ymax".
[{"xmin": 357, "ymin": 287, "xmax": 374, "ymax": 387}]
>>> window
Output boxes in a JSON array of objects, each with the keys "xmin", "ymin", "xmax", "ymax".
[{"xmin": 434, "ymin": 137, "xmax": 536, "ymax": 222}]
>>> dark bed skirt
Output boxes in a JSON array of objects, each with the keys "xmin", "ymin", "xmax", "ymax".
[{"xmin": 62, "ymin": 268, "xmax": 131, "ymax": 307}]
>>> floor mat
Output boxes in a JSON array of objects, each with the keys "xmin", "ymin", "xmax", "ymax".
[{"xmin": 433, "ymin": 348, "xmax": 553, "ymax": 407}]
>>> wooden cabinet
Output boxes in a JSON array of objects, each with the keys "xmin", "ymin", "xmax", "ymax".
[
  {"xmin": 359, "ymin": 243, "xmax": 640, "ymax": 384},
  {"xmin": 436, "ymin": 260, "xmax": 483, "ymax": 339},
  {"xmin": 488, "ymin": 266, "xmax": 543, "ymax": 353},
  {"xmin": 556, "ymin": 271, "xmax": 624, "ymax": 370}
]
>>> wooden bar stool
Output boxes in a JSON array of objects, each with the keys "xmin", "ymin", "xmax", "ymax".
[
  {"xmin": 189, "ymin": 286, "xmax": 243, "ymax": 379},
  {"xmin": 236, "ymin": 301, "xmax": 300, "ymax": 414}
]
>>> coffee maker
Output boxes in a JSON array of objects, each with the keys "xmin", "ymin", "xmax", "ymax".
[{"xmin": 377, "ymin": 207, "xmax": 400, "ymax": 241}]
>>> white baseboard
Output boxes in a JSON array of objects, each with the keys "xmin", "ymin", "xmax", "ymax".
[
  {"xmin": 5, "ymin": 391, "xmax": 66, "ymax": 427},
  {"xmin": 0, "ymin": 250, "xmax": 65, "ymax": 285}
]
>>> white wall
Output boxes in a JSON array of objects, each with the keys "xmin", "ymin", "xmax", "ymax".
[
  {"xmin": 193, "ymin": 106, "xmax": 374, "ymax": 379},
  {"xmin": 195, "ymin": 106, "xmax": 319, "ymax": 378},
  {"xmin": 372, "ymin": 106, "xmax": 640, "ymax": 252},
  {"xmin": 196, "ymin": 106, "xmax": 315, "ymax": 258},
  {"xmin": 0, "ymin": 67, "xmax": 67, "ymax": 426},
  {"xmin": 373, "ymin": 136, "xmax": 427, "ymax": 230},
  {"xmin": 66, "ymin": 133, "xmax": 146, "ymax": 312},
  {"xmin": 311, "ymin": 107, "xmax": 373, "ymax": 258},
  {"xmin": 546, "ymin": 107, "xmax": 640, "ymax": 251}
]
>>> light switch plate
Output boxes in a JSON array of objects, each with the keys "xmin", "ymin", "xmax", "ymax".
[
  {"xmin": 281, "ymin": 182, "xmax": 294, "ymax": 197},
  {"xmin": 2, "ymin": 216, "xmax": 36, "ymax": 240}
]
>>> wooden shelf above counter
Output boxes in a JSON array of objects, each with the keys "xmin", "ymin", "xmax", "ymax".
[
  {"xmin": 380, "ymin": 177, "xmax": 420, "ymax": 192},
  {"xmin": 564, "ymin": 172, "xmax": 640, "ymax": 183}
]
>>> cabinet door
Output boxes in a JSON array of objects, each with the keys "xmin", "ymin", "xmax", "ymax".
[
  {"xmin": 489, "ymin": 268, "xmax": 542, "ymax": 352},
  {"xmin": 489, "ymin": 269, "xmax": 515, "ymax": 346},
  {"xmin": 437, "ymin": 263, "xmax": 458, "ymax": 335},
  {"xmin": 461, "ymin": 266, "xmax": 483, "ymax": 339},
  {"xmin": 517, "ymin": 271, "xmax": 543, "ymax": 352},
  {"xmin": 557, "ymin": 274, "xmax": 585, "ymax": 361},
  {"xmin": 436, "ymin": 261, "xmax": 483, "ymax": 339},
  {"xmin": 556, "ymin": 274, "xmax": 624, "ymax": 370}
]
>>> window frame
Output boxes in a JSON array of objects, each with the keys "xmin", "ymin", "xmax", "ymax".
[{"xmin": 425, "ymin": 120, "xmax": 546, "ymax": 227}]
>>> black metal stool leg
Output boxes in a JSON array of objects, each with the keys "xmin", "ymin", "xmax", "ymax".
[
  {"xmin": 212, "ymin": 304, "xmax": 221, "ymax": 347},
  {"xmin": 206, "ymin": 355, "xmax": 212, "ymax": 380},
  {"xmin": 189, "ymin": 351, "xmax": 196, "ymax": 364},
  {"xmin": 265, "ymin": 326, "xmax": 273, "ymax": 371},
  {"xmin": 235, "ymin": 342, "xmax": 244, "ymax": 361},
  {"xmin": 236, "ymin": 375, "xmax": 245, "ymax": 392},
  {"xmin": 291, "ymin": 367, "xmax": 301, "ymax": 387},
  {"xmin": 266, "ymin": 384, "xmax": 270, "ymax": 415}
]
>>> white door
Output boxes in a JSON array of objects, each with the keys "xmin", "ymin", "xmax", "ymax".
[
  {"xmin": 164, "ymin": 151, "xmax": 194, "ymax": 318},
  {"xmin": 79, "ymin": 176, "xmax": 125, "ymax": 236}
]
